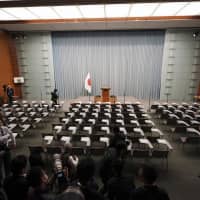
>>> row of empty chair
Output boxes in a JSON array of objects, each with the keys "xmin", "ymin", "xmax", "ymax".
[
  {"xmin": 0, "ymin": 100, "xmax": 64, "ymax": 137},
  {"xmin": 151, "ymin": 102, "xmax": 200, "ymax": 147},
  {"xmin": 40, "ymin": 102, "xmax": 172, "ymax": 166}
]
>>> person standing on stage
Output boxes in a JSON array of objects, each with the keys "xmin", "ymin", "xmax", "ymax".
[
  {"xmin": 6, "ymin": 85, "xmax": 14, "ymax": 105},
  {"xmin": 51, "ymin": 89, "xmax": 58, "ymax": 105}
]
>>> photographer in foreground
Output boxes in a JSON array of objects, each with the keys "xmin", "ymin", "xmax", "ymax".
[{"xmin": 0, "ymin": 119, "xmax": 16, "ymax": 181}]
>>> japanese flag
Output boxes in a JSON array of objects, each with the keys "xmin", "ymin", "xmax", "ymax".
[{"xmin": 85, "ymin": 73, "xmax": 92, "ymax": 93}]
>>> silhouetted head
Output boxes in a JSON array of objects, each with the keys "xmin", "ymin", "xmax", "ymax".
[
  {"xmin": 138, "ymin": 164, "xmax": 158, "ymax": 185},
  {"xmin": 11, "ymin": 155, "xmax": 27, "ymax": 176},
  {"xmin": 77, "ymin": 157, "xmax": 95, "ymax": 185},
  {"xmin": 29, "ymin": 153, "xmax": 45, "ymax": 168}
]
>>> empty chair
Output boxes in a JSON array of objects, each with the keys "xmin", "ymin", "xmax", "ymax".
[
  {"xmin": 141, "ymin": 125, "xmax": 154, "ymax": 132},
  {"xmin": 174, "ymin": 110, "xmax": 184, "ymax": 119},
  {"xmin": 7, "ymin": 117, "xmax": 17, "ymax": 123},
  {"xmin": 90, "ymin": 134, "xmax": 106, "ymax": 142},
  {"xmin": 190, "ymin": 120, "xmax": 200, "ymax": 127},
  {"xmin": 59, "ymin": 135, "xmax": 71, "ymax": 145},
  {"xmin": 72, "ymin": 118, "xmax": 83, "ymax": 125},
  {"xmin": 182, "ymin": 102, "xmax": 189, "ymax": 108},
  {"xmin": 160, "ymin": 110, "xmax": 172, "ymax": 119},
  {"xmin": 20, "ymin": 124, "xmax": 31, "ymax": 135},
  {"xmin": 185, "ymin": 110, "xmax": 195, "ymax": 118},
  {"xmin": 59, "ymin": 117, "xmax": 70, "ymax": 124},
  {"xmin": 150, "ymin": 102, "xmax": 160, "ymax": 110},
  {"xmin": 85, "ymin": 118, "xmax": 96, "ymax": 125},
  {"xmin": 99, "ymin": 118, "xmax": 110, "ymax": 125},
  {"xmin": 156, "ymin": 105, "xmax": 165, "ymax": 114},
  {"xmin": 52, "ymin": 124, "xmax": 63, "ymax": 134},
  {"xmin": 186, "ymin": 128, "xmax": 200, "ymax": 136},
  {"xmin": 42, "ymin": 133, "xmax": 54, "ymax": 145},
  {"xmin": 151, "ymin": 150, "xmax": 169, "ymax": 169},
  {"xmin": 182, "ymin": 114, "xmax": 193, "ymax": 123},
  {"xmin": 80, "ymin": 137, "xmax": 91, "ymax": 147},
  {"xmin": 119, "ymin": 127, "xmax": 127, "ymax": 135},
  {"xmin": 79, "ymin": 125, "xmax": 93, "ymax": 135},
  {"xmin": 127, "ymin": 113, "xmax": 137, "ymax": 119},
  {"xmin": 99, "ymin": 137, "xmax": 110, "ymax": 147},
  {"xmin": 177, "ymin": 120, "xmax": 190, "ymax": 127},
  {"xmin": 127, "ymin": 128, "xmax": 144, "ymax": 143},
  {"xmin": 65, "ymin": 112, "xmax": 75, "ymax": 118},
  {"xmin": 100, "ymin": 126, "xmax": 110, "ymax": 134},
  {"xmin": 132, "ymin": 149, "xmax": 150, "ymax": 158},
  {"xmin": 195, "ymin": 114, "xmax": 200, "ymax": 121},
  {"xmin": 168, "ymin": 105, "xmax": 176, "ymax": 112},
  {"xmin": 151, "ymin": 128, "xmax": 164, "ymax": 137},
  {"xmin": 139, "ymin": 138, "xmax": 154, "ymax": 149},
  {"xmin": 128, "ymin": 120, "xmax": 140, "ymax": 127},
  {"xmin": 114, "ymin": 119, "xmax": 125, "ymax": 126},
  {"xmin": 8, "ymin": 123, "xmax": 18, "ymax": 131}
]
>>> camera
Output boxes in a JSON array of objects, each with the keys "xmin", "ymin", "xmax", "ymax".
[
  {"xmin": 53, "ymin": 154, "xmax": 68, "ymax": 192},
  {"xmin": 53, "ymin": 154, "xmax": 63, "ymax": 176}
]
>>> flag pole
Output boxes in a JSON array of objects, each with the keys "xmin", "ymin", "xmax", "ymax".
[{"xmin": 89, "ymin": 92, "xmax": 91, "ymax": 102}]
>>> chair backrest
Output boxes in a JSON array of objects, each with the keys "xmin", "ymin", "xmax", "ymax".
[
  {"xmin": 187, "ymin": 136, "xmax": 200, "ymax": 144},
  {"xmin": 152, "ymin": 150, "xmax": 169, "ymax": 158},
  {"xmin": 147, "ymin": 136, "xmax": 160, "ymax": 143},
  {"xmin": 91, "ymin": 141, "xmax": 106, "ymax": 148},
  {"xmin": 29, "ymin": 146, "xmax": 44, "ymax": 154},
  {"xmin": 132, "ymin": 149, "xmax": 150, "ymax": 158},
  {"xmin": 89, "ymin": 147, "xmax": 106, "ymax": 156},
  {"xmin": 46, "ymin": 146, "xmax": 62, "ymax": 154},
  {"xmin": 71, "ymin": 147, "xmax": 85, "ymax": 156}
]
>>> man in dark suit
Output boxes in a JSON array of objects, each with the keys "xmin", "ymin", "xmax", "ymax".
[
  {"xmin": 6, "ymin": 85, "xmax": 14, "ymax": 105},
  {"xmin": 51, "ymin": 89, "xmax": 58, "ymax": 105}
]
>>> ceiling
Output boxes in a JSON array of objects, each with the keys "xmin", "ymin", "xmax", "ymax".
[{"xmin": 0, "ymin": 0, "xmax": 199, "ymax": 31}]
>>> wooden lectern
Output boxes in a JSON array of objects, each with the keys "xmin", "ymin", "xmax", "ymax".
[{"xmin": 101, "ymin": 87, "xmax": 110, "ymax": 102}]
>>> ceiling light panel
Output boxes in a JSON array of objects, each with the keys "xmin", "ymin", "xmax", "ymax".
[
  {"xmin": 0, "ymin": 9, "xmax": 16, "ymax": 20},
  {"xmin": 106, "ymin": 4, "xmax": 130, "ymax": 18},
  {"xmin": 53, "ymin": 6, "xmax": 81, "ymax": 19},
  {"xmin": 177, "ymin": 2, "xmax": 200, "ymax": 16},
  {"xmin": 79, "ymin": 5, "xmax": 104, "ymax": 18},
  {"xmin": 153, "ymin": 2, "xmax": 187, "ymax": 16},
  {"xmin": 27, "ymin": 7, "xmax": 59, "ymax": 19},
  {"xmin": 2, "ymin": 7, "xmax": 36, "ymax": 19},
  {"xmin": 129, "ymin": 3, "xmax": 158, "ymax": 17}
]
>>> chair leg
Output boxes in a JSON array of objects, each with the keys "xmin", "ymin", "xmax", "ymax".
[{"xmin": 166, "ymin": 157, "xmax": 168, "ymax": 171}]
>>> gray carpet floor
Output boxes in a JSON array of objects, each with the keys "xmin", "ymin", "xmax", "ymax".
[{"xmin": 12, "ymin": 96, "xmax": 200, "ymax": 200}]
